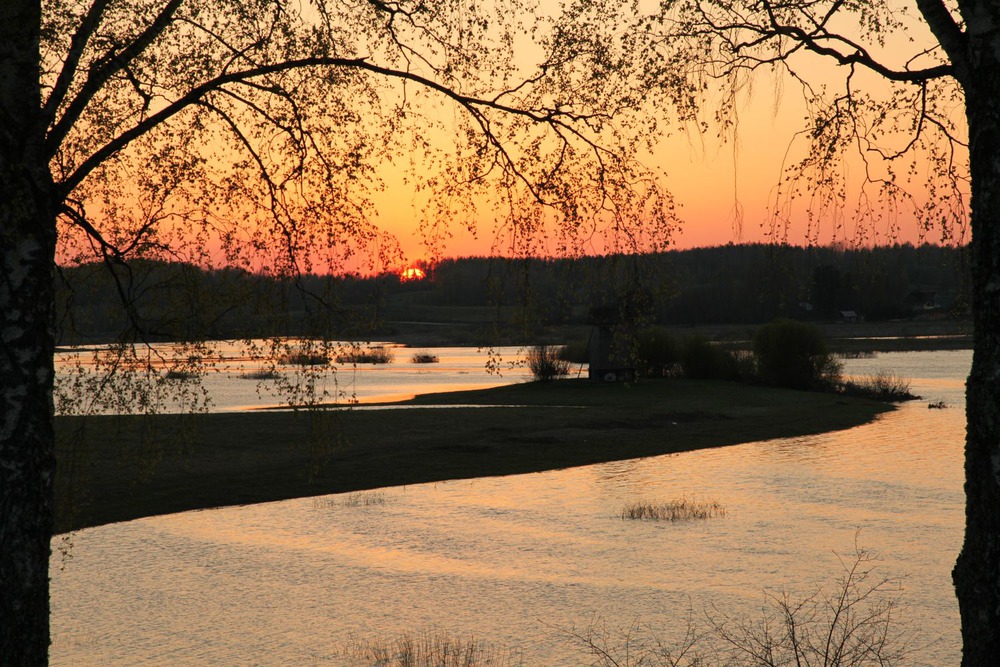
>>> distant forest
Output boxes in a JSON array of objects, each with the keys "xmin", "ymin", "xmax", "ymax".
[{"xmin": 56, "ymin": 243, "xmax": 970, "ymax": 344}]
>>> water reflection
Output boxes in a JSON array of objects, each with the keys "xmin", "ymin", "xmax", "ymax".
[
  {"xmin": 50, "ymin": 350, "xmax": 969, "ymax": 666},
  {"xmin": 55, "ymin": 342, "xmax": 534, "ymax": 413}
]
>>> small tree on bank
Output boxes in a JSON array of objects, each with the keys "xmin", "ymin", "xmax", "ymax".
[{"xmin": 754, "ymin": 319, "xmax": 841, "ymax": 391}]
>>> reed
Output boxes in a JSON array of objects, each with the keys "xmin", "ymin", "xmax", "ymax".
[
  {"xmin": 335, "ymin": 345, "xmax": 394, "ymax": 365},
  {"xmin": 841, "ymin": 369, "xmax": 918, "ymax": 402},
  {"xmin": 621, "ymin": 498, "xmax": 726, "ymax": 522},
  {"xmin": 339, "ymin": 632, "xmax": 522, "ymax": 666},
  {"xmin": 240, "ymin": 369, "xmax": 281, "ymax": 380}
]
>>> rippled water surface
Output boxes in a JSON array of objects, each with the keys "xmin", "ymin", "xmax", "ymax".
[{"xmin": 50, "ymin": 350, "xmax": 969, "ymax": 665}]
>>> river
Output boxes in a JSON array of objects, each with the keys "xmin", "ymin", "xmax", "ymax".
[{"xmin": 50, "ymin": 349, "xmax": 968, "ymax": 665}]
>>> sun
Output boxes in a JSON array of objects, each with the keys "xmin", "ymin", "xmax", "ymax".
[{"xmin": 399, "ymin": 266, "xmax": 426, "ymax": 282}]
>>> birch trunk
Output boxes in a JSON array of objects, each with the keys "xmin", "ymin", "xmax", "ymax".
[
  {"xmin": 0, "ymin": 0, "xmax": 56, "ymax": 663},
  {"xmin": 954, "ymin": 44, "xmax": 1000, "ymax": 666}
]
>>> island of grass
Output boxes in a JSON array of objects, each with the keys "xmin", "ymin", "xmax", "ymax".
[{"xmin": 54, "ymin": 378, "xmax": 892, "ymax": 533}]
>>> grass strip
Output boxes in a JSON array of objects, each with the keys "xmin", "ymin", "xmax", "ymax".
[{"xmin": 54, "ymin": 378, "xmax": 891, "ymax": 533}]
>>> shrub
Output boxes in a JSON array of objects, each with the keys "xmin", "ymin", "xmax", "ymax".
[
  {"xmin": 557, "ymin": 340, "xmax": 590, "ymax": 364},
  {"xmin": 680, "ymin": 335, "xmax": 734, "ymax": 380},
  {"xmin": 635, "ymin": 327, "xmax": 681, "ymax": 377},
  {"xmin": 753, "ymin": 319, "xmax": 842, "ymax": 390},
  {"xmin": 574, "ymin": 546, "xmax": 907, "ymax": 667},
  {"xmin": 729, "ymin": 348, "xmax": 757, "ymax": 382},
  {"xmin": 527, "ymin": 344, "xmax": 570, "ymax": 382},
  {"xmin": 410, "ymin": 352, "xmax": 440, "ymax": 364}
]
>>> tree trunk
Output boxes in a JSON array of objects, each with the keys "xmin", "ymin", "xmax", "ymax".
[
  {"xmin": 953, "ymin": 45, "xmax": 1000, "ymax": 667},
  {"xmin": 0, "ymin": 0, "xmax": 57, "ymax": 664}
]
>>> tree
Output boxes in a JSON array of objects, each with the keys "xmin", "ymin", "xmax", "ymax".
[
  {"xmin": 637, "ymin": 1, "xmax": 995, "ymax": 663},
  {"xmin": 1, "ymin": 1, "xmax": 678, "ymax": 663}
]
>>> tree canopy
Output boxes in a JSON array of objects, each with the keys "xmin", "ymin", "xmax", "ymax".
[{"xmin": 3, "ymin": 0, "xmax": 999, "ymax": 665}]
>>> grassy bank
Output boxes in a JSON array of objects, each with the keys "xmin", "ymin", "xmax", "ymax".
[{"xmin": 54, "ymin": 379, "xmax": 891, "ymax": 534}]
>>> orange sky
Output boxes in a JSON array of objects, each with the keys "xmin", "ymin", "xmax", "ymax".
[
  {"xmin": 376, "ymin": 93, "xmax": 961, "ymax": 267},
  {"xmin": 366, "ymin": 4, "xmax": 968, "ymax": 269}
]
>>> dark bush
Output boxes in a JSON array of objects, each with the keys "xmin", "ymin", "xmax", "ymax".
[
  {"xmin": 528, "ymin": 345, "xmax": 571, "ymax": 382},
  {"xmin": 635, "ymin": 327, "xmax": 681, "ymax": 377},
  {"xmin": 557, "ymin": 340, "xmax": 590, "ymax": 364},
  {"xmin": 753, "ymin": 319, "xmax": 842, "ymax": 390},
  {"xmin": 680, "ymin": 336, "xmax": 735, "ymax": 380}
]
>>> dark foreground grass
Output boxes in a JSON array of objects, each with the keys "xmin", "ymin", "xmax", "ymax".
[{"xmin": 54, "ymin": 378, "xmax": 891, "ymax": 533}]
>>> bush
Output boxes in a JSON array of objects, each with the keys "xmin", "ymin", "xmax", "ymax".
[
  {"xmin": 753, "ymin": 319, "xmax": 842, "ymax": 390},
  {"xmin": 635, "ymin": 328, "xmax": 681, "ymax": 377},
  {"xmin": 527, "ymin": 345, "xmax": 571, "ymax": 382},
  {"xmin": 410, "ymin": 352, "xmax": 440, "ymax": 364},
  {"xmin": 574, "ymin": 545, "xmax": 907, "ymax": 667},
  {"xmin": 680, "ymin": 335, "xmax": 734, "ymax": 380},
  {"xmin": 557, "ymin": 340, "xmax": 590, "ymax": 364}
]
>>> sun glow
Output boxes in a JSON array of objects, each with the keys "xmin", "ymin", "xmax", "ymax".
[{"xmin": 400, "ymin": 267, "xmax": 426, "ymax": 282}]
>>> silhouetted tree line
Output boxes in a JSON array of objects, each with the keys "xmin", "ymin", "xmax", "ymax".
[{"xmin": 56, "ymin": 243, "xmax": 969, "ymax": 344}]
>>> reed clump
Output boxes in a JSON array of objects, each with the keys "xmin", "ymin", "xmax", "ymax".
[
  {"xmin": 336, "ymin": 345, "xmax": 394, "ymax": 365},
  {"xmin": 339, "ymin": 632, "xmax": 522, "ymax": 666},
  {"xmin": 411, "ymin": 352, "xmax": 440, "ymax": 364},
  {"xmin": 621, "ymin": 498, "xmax": 726, "ymax": 522},
  {"xmin": 241, "ymin": 369, "xmax": 281, "ymax": 380},
  {"xmin": 279, "ymin": 351, "xmax": 329, "ymax": 366},
  {"xmin": 841, "ymin": 369, "xmax": 918, "ymax": 402}
]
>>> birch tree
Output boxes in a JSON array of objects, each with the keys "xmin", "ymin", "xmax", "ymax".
[
  {"xmin": 636, "ymin": 1, "xmax": 996, "ymax": 663},
  {"xmin": 0, "ymin": 1, "xmax": 676, "ymax": 663}
]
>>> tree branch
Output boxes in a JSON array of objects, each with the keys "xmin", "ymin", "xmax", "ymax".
[
  {"xmin": 42, "ymin": 0, "xmax": 112, "ymax": 127},
  {"xmin": 914, "ymin": 0, "xmax": 967, "ymax": 70},
  {"xmin": 752, "ymin": 0, "xmax": 953, "ymax": 83},
  {"xmin": 45, "ymin": 0, "xmax": 185, "ymax": 160},
  {"xmin": 56, "ymin": 55, "xmax": 606, "ymax": 201}
]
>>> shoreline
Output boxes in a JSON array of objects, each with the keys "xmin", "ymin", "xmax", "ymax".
[{"xmin": 54, "ymin": 378, "xmax": 892, "ymax": 534}]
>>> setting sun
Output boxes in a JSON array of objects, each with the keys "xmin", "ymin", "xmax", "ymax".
[{"xmin": 400, "ymin": 267, "xmax": 426, "ymax": 282}]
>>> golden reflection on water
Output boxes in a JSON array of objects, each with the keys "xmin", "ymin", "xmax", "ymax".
[{"xmin": 50, "ymin": 350, "xmax": 969, "ymax": 666}]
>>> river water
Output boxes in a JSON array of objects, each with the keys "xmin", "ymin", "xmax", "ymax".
[{"xmin": 49, "ymin": 350, "xmax": 969, "ymax": 665}]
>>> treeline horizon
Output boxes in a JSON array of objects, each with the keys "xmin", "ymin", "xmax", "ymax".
[{"xmin": 56, "ymin": 242, "xmax": 970, "ymax": 345}]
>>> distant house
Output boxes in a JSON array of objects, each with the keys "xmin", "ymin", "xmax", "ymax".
[{"xmin": 839, "ymin": 310, "xmax": 860, "ymax": 323}]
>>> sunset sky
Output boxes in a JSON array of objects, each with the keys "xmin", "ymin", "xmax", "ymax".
[
  {"xmin": 375, "ymin": 89, "xmax": 959, "ymax": 266},
  {"xmin": 365, "ymin": 5, "xmax": 968, "ymax": 268}
]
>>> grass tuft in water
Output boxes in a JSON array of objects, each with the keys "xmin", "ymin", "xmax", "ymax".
[
  {"xmin": 621, "ymin": 498, "xmax": 726, "ymax": 522},
  {"xmin": 841, "ymin": 368, "xmax": 918, "ymax": 402},
  {"xmin": 339, "ymin": 632, "xmax": 522, "ymax": 666},
  {"xmin": 336, "ymin": 345, "xmax": 394, "ymax": 365}
]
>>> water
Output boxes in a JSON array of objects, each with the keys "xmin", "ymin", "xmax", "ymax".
[
  {"xmin": 50, "ymin": 350, "xmax": 969, "ymax": 665},
  {"xmin": 55, "ymin": 342, "xmax": 537, "ymax": 412}
]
